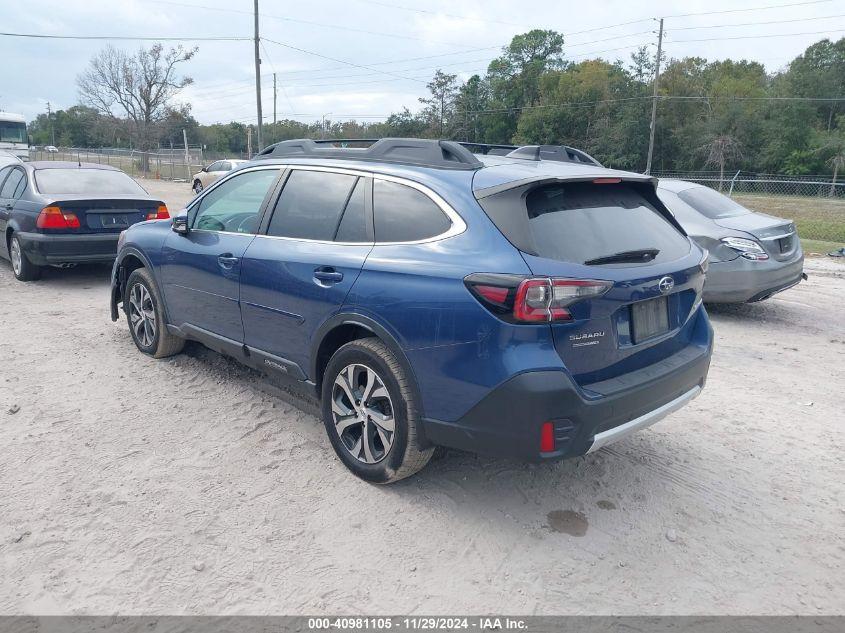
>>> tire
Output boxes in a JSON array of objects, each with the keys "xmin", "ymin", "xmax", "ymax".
[
  {"xmin": 192, "ymin": 179, "xmax": 203, "ymax": 194},
  {"xmin": 124, "ymin": 268, "xmax": 184, "ymax": 358},
  {"xmin": 9, "ymin": 233, "xmax": 42, "ymax": 282},
  {"xmin": 321, "ymin": 338, "xmax": 434, "ymax": 483}
]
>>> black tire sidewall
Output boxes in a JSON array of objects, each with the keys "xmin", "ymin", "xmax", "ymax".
[
  {"xmin": 124, "ymin": 270, "xmax": 162, "ymax": 355},
  {"xmin": 10, "ymin": 235, "xmax": 41, "ymax": 282},
  {"xmin": 321, "ymin": 343, "xmax": 412, "ymax": 484}
]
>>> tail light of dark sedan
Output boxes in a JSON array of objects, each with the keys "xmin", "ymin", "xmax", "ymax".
[
  {"xmin": 145, "ymin": 204, "xmax": 170, "ymax": 221},
  {"xmin": 36, "ymin": 206, "xmax": 81, "ymax": 230}
]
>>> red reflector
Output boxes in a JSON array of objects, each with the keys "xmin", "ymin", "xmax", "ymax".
[
  {"xmin": 474, "ymin": 284, "xmax": 510, "ymax": 304},
  {"xmin": 593, "ymin": 178, "xmax": 622, "ymax": 184},
  {"xmin": 540, "ymin": 421, "xmax": 555, "ymax": 453},
  {"xmin": 36, "ymin": 206, "xmax": 80, "ymax": 229}
]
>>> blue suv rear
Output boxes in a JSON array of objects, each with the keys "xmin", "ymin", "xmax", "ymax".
[{"xmin": 110, "ymin": 139, "xmax": 713, "ymax": 483}]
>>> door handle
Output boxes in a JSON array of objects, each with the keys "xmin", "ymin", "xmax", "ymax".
[
  {"xmin": 217, "ymin": 254, "xmax": 239, "ymax": 269},
  {"xmin": 313, "ymin": 267, "xmax": 343, "ymax": 283}
]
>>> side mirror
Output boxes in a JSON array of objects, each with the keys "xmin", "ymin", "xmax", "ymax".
[
  {"xmin": 201, "ymin": 166, "xmax": 208, "ymax": 172},
  {"xmin": 172, "ymin": 214, "xmax": 190, "ymax": 235}
]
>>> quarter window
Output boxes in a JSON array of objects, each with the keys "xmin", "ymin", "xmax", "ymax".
[
  {"xmin": 191, "ymin": 168, "xmax": 278, "ymax": 234},
  {"xmin": 267, "ymin": 170, "xmax": 359, "ymax": 241},
  {"xmin": 373, "ymin": 179, "xmax": 451, "ymax": 242}
]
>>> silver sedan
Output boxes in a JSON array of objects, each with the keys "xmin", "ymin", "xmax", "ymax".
[{"xmin": 657, "ymin": 180, "xmax": 805, "ymax": 303}]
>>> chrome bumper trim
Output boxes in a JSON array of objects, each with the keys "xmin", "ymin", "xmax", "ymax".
[{"xmin": 587, "ymin": 385, "xmax": 701, "ymax": 453}]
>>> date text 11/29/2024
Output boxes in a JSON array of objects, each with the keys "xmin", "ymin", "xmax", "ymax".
[{"xmin": 307, "ymin": 617, "xmax": 528, "ymax": 630}]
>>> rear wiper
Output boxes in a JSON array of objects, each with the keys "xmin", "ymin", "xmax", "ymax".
[{"xmin": 584, "ymin": 248, "xmax": 660, "ymax": 266}]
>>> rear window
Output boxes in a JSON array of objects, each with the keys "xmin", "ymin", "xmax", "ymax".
[
  {"xmin": 35, "ymin": 169, "xmax": 145, "ymax": 195},
  {"xmin": 677, "ymin": 186, "xmax": 749, "ymax": 219},
  {"xmin": 523, "ymin": 182, "xmax": 690, "ymax": 265}
]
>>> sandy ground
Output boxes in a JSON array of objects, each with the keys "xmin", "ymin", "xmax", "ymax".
[{"xmin": 0, "ymin": 178, "xmax": 843, "ymax": 615}]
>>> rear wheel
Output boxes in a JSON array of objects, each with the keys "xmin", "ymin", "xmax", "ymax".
[
  {"xmin": 321, "ymin": 338, "xmax": 433, "ymax": 483},
  {"xmin": 9, "ymin": 233, "xmax": 42, "ymax": 282},
  {"xmin": 124, "ymin": 268, "xmax": 184, "ymax": 358},
  {"xmin": 192, "ymin": 179, "xmax": 203, "ymax": 194}
]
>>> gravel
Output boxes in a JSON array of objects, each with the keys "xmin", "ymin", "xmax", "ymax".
[{"xmin": 0, "ymin": 179, "xmax": 842, "ymax": 614}]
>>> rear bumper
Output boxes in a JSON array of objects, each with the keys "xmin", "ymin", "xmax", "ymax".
[
  {"xmin": 421, "ymin": 309, "xmax": 713, "ymax": 461},
  {"xmin": 17, "ymin": 231, "xmax": 120, "ymax": 265},
  {"xmin": 703, "ymin": 253, "xmax": 804, "ymax": 303}
]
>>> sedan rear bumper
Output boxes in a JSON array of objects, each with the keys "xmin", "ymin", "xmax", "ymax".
[
  {"xmin": 16, "ymin": 231, "xmax": 120, "ymax": 265},
  {"xmin": 703, "ymin": 252, "xmax": 804, "ymax": 303}
]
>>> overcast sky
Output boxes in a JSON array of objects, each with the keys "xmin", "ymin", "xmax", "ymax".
[{"xmin": 2, "ymin": 0, "xmax": 844, "ymax": 126}]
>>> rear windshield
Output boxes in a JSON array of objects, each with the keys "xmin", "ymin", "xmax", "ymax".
[
  {"xmin": 524, "ymin": 182, "xmax": 690, "ymax": 265},
  {"xmin": 35, "ymin": 169, "xmax": 145, "ymax": 195},
  {"xmin": 677, "ymin": 185, "xmax": 749, "ymax": 219}
]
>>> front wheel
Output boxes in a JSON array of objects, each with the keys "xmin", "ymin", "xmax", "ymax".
[
  {"xmin": 9, "ymin": 233, "xmax": 42, "ymax": 281},
  {"xmin": 124, "ymin": 268, "xmax": 184, "ymax": 358},
  {"xmin": 321, "ymin": 338, "xmax": 433, "ymax": 483},
  {"xmin": 192, "ymin": 179, "xmax": 203, "ymax": 194}
]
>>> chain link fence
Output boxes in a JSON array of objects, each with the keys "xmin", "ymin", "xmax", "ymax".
[
  {"xmin": 652, "ymin": 170, "xmax": 845, "ymax": 199},
  {"xmin": 28, "ymin": 146, "xmax": 208, "ymax": 182}
]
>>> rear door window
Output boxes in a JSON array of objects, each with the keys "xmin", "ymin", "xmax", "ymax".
[
  {"xmin": 524, "ymin": 182, "xmax": 689, "ymax": 265},
  {"xmin": 373, "ymin": 179, "xmax": 451, "ymax": 242},
  {"xmin": 0, "ymin": 168, "xmax": 25, "ymax": 199},
  {"xmin": 677, "ymin": 186, "xmax": 750, "ymax": 219},
  {"xmin": 267, "ymin": 170, "xmax": 358, "ymax": 241}
]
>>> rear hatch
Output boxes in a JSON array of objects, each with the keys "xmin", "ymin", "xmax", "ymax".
[{"xmin": 476, "ymin": 177, "xmax": 706, "ymax": 387}]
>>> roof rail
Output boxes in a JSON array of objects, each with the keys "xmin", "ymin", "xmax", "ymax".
[
  {"xmin": 255, "ymin": 138, "xmax": 483, "ymax": 170},
  {"xmin": 458, "ymin": 142, "xmax": 519, "ymax": 156},
  {"xmin": 505, "ymin": 145, "xmax": 603, "ymax": 167}
]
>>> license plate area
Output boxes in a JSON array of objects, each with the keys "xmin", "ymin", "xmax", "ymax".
[
  {"xmin": 100, "ymin": 214, "xmax": 131, "ymax": 228},
  {"xmin": 631, "ymin": 296, "xmax": 669, "ymax": 343}
]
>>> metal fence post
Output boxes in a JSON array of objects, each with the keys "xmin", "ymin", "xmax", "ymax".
[{"xmin": 728, "ymin": 170, "xmax": 741, "ymax": 197}]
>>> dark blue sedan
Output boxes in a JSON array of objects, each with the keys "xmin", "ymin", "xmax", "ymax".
[{"xmin": 0, "ymin": 161, "xmax": 169, "ymax": 281}]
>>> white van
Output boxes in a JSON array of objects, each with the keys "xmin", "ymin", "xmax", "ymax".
[{"xmin": 0, "ymin": 113, "xmax": 29, "ymax": 161}]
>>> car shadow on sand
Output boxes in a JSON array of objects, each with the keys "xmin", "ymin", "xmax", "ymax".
[{"xmin": 30, "ymin": 262, "xmax": 114, "ymax": 288}]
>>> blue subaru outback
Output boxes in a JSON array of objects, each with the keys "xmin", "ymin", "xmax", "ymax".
[{"xmin": 110, "ymin": 139, "xmax": 713, "ymax": 483}]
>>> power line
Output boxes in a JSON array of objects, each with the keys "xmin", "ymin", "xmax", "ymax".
[
  {"xmin": 0, "ymin": 32, "xmax": 249, "ymax": 41},
  {"xmin": 669, "ymin": 28, "xmax": 845, "ymax": 43},
  {"xmin": 262, "ymin": 37, "xmax": 428, "ymax": 83},
  {"xmin": 669, "ymin": 12, "xmax": 845, "ymax": 31},
  {"xmin": 662, "ymin": 0, "xmax": 834, "ymax": 19}
]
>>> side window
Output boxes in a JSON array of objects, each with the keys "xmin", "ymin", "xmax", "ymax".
[
  {"xmin": 335, "ymin": 178, "xmax": 369, "ymax": 242},
  {"xmin": 207, "ymin": 161, "xmax": 223, "ymax": 172},
  {"xmin": 0, "ymin": 167, "xmax": 11, "ymax": 194},
  {"xmin": 267, "ymin": 170, "xmax": 358, "ymax": 241},
  {"xmin": 373, "ymin": 179, "xmax": 451, "ymax": 243},
  {"xmin": 190, "ymin": 169, "xmax": 278, "ymax": 234},
  {"xmin": 220, "ymin": 161, "xmax": 231, "ymax": 171},
  {"xmin": 0, "ymin": 169, "xmax": 25, "ymax": 200}
]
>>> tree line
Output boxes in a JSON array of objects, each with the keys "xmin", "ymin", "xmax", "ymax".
[{"xmin": 26, "ymin": 31, "xmax": 845, "ymax": 178}]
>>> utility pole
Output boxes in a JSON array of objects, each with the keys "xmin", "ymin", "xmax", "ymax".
[
  {"xmin": 253, "ymin": 0, "xmax": 263, "ymax": 150},
  {"xmin": 645, "ymin": 18, "xmax": 663, "ymax": 175},
  {"xmin": 247, "ymin": 126, "xmax": 252, "ymax": 158},
  {"xmin": 273, "ymin": 72, "xmax": 277, "ymax": 125},
  {"xmin": 47, "ymin": 101, "xmax": 55, "ymax": 146},
  {"xmin": 182, "ymin": 128, "xmax": 190, "ymax": 181}
]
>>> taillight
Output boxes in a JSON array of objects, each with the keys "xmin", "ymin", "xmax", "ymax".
[
  {"xmin": 146, "ymin": 204, "xmax": 170, "ymax": 220},
  {"xmin": 36, "ymin": 206, "xmax": 80, "ymax": 229},
  {"xmin": 465, "ymin": 274, "xmax": 612, "ymax": 323}
]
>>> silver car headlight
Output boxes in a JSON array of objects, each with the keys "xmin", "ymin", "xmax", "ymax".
[{"xmin": 721, "ymin": 237, "xmax": 769, "ymax": 261}]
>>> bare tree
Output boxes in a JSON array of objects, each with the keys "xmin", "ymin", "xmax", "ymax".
[
  {"xmin": 700, "ymin": 135, "xmax": 743, "ymax": 191},
  {"xmin": 78, "ymin": 44, "xmax": 197, "ymax": 154}
]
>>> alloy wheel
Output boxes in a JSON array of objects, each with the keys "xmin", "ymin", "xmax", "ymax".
[
  {"xmin": 193, "ymin": 181, "xmax": 203, "ymax": 194},
  {"xmin": 331, "ymin": 364, "xmax": 396, "ymax": 464},
  {"xmin": 10, "ymin": 238, "xmax": 22, "ymax": 276},
  {"xmin": 128, "ymin": 283, "xmax": 157, "ymax": 348}
]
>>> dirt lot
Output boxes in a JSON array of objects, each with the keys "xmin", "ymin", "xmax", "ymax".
[{"xmin": 0, "ymin": 178, "xmax": 843, "ymax": 615}]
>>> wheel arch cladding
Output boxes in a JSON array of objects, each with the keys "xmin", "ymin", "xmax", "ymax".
[{"xmin": 311, "ymin": 314, "xmax": 429, "ymax": 427}]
